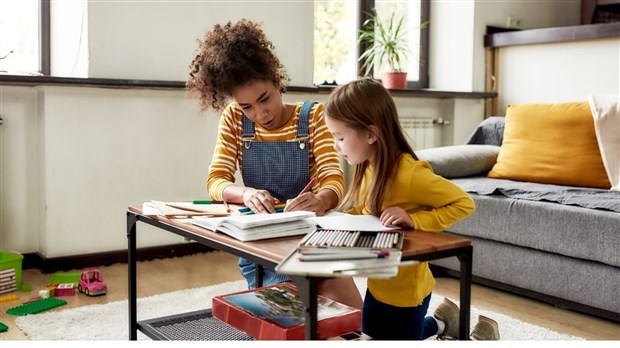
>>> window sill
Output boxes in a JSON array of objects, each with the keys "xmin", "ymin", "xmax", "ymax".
[{"xmin": 0, "ymin": 74, "xmax": 496, "ymax": 100}]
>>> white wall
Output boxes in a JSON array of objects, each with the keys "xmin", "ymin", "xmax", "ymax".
[
  {"xmin": 497, "ymin": 38, "xmax": 620, "ymax": 109},
  {"xmin": 86, "ymin": 0, "xmax": 314, "ymax": 86},
  {"xmin": 430, "ymin": 0, "xmax": 581, "ymax": 92}
]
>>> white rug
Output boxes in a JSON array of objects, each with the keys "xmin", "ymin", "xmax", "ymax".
[{"xmin": 15, "ymin": 278, "xmax": 584, "ymax": 341}]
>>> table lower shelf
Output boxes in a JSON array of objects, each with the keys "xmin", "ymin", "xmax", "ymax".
[{"xmin": 138, "ymin": 308, "xmax": 254, "ymax": 340}]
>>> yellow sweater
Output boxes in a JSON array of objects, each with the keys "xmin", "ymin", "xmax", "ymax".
[
  {"xmin": 347, "ymin": 153, "xmax": 475, "ymax": 307},
  {"xmin": 207, "ymin": 102, "xmax": 345, "ymax": 202}
]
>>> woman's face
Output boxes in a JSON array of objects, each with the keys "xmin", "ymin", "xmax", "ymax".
[
  {"xmin": 324, "ymin": 114, "xmax": 376, "ymax": 166},
  {"xmin": 231, "ymin": 80, "xmax": 286, "ymax": 130}
]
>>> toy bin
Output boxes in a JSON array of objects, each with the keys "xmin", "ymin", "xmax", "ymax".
[{"xmin": 0, "ymin": 251, "xmax": 23, "ymax": 293}]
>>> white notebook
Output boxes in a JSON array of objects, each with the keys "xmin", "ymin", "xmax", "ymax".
[{"xmin": 191, "ymin": 211, "xmax": 316, "ymax": 242}]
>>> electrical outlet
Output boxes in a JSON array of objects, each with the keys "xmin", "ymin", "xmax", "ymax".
[{"xmin": 507, "ymin": 16, "xmax": 520, "ymax": 28}]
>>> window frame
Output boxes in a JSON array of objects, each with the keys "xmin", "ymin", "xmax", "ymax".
[
  {"xmin": 357, "ymin": 0, "xmax": 429, "ymax": 89},
  {"xmin": 40, "ymin": 0, "xmax": 50, "ymax": 75}
]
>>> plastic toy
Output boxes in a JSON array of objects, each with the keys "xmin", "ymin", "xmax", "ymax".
[
  {"xmin": 39, "ymin": 289, "xmax": 50, "ymax": 298},
  {"xmin": 0, "ymin": 294, "xmax": 18, "ymax": 303},
  {"xmin": 49, "ymin": 272, "xmax": 80, "ymax": 286},
  {"xmin": 78, "ymin": 269, "xmax": 107, "ymax": 296},
  {"xmin": 54, "ymin": 283, "xmax": 75, "ymax": 297},
  {"xmin": 6, "ymin": 297, "xmax": 66, "ymax": 316}
]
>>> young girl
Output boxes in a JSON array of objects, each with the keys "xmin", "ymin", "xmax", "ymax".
[
  {"xmin": 324, "ymin": 77, "xmax": 477, "ymax": 340},
  {"xmin": 186, "ymin": 19, "xmax": 362, "ymax": 309}
]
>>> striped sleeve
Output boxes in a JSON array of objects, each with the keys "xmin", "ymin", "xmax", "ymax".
[
  {"xmin": 206, "ymin": 105, "xmax": 241, "ymax": 201},
  {"xmin": 309, "ymin": 103, "xmax": 345, "ymax": 201}
]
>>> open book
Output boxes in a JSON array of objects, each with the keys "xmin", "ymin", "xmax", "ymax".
[{"xmin": 191, "ymin": 211, "xmax": 316, "ymax": 242}]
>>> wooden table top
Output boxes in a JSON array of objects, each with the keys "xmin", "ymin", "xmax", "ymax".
[{"xmin": 128, "ymin": 205, "xmax": 471, "ymax": 264}]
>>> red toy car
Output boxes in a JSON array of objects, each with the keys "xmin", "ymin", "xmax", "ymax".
[{"xmin": 78, "ymin": 269, "xmax": 107, "ymax": 296}]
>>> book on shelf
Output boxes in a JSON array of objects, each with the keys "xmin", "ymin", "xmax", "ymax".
[
  {"xmin": 191, "ymin": 211, "xmax": 316, "ymax": 242},
  {"xmin": 211, "ymin": 283, "xmax": 361, "ymax": 340}
]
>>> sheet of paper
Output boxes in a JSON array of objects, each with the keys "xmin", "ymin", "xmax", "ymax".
[{"xmin": 309, "ymin": 213, "xmax": 400, "ymax": 231}]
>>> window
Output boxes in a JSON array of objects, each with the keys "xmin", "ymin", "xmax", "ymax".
[
  {"xmin": 0, "ymin": 0, "xmax": 49, "ymax": 75},
  {"xmin": 313, "ymin": 1, "xmax": 358, "ymax": 85},
  {"xmin": 314, "ymin": 0, "xmax": 429, "ymax": 89},
  {"xmin": 4, "ymin": 0, "xmax": 429, "ymax": 88}
]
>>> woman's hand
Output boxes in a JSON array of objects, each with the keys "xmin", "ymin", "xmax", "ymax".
[
  {"xmin": 242, "ymin": 188, "xmax": 279, "ymax": 214},
  {"xmin": 284, "ymin": 192, "xmax": 328, "ymax": 216},
  {"xmin": 380, "ymin": 206, "xmax": 414, "ymax": 228}
]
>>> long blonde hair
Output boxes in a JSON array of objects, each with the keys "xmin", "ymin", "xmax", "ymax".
[{"xmin": 325, "ymin": 78, "xmax": 417, "ymax": 216}]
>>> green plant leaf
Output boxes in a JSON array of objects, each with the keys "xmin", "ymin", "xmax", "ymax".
[{"xmin": 357, "ymin": 10, "xmax": 414, "ymax": 74}]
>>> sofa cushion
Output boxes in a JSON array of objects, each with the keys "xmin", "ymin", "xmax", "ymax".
[
  {"xmin": 416, "ymin": 145, "xmax": 500, "ymax": 178},
  {"xmin": 465, "ymin": 116, "xmax": 505, "ymax": 146},
  {"xmin": 488, "ymin": 101, "xmax": 611, "ymax": 189}
]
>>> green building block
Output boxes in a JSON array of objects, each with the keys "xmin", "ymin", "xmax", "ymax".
[
  {"xmin": 6, "ymin": 298, "xmax": 67, "ymax": 316},
  {"xmin": 49, "ymin": 272, "xmax": 81, "ymax": 286}
]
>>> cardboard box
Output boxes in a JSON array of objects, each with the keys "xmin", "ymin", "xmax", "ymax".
[
  {"xmin": 212, "ymin": 283, "xmax": 361, "ymax": 340},
  {"xmin": 0, "ymin": 251, "xmax": 23, "ymax": 292}
]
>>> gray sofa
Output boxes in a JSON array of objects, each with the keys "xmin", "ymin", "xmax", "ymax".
[{"xmin": 418, "ymin": 117, "xmax": 620, "ymax": 322}]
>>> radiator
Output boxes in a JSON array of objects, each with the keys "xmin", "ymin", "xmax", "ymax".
[{"xmin": 400, "ymin": 117, "xmax": 444, "ymax": 150}]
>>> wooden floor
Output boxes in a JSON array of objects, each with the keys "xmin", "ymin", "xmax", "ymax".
[{"xmin": 1, "ymin": 251, "xmax": 618, "ymax": 340}]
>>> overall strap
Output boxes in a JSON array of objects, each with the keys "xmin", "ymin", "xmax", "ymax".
[
  {"xmin": 242, "ymin": 114, "xmax": 255, "ymax": 139},
  {"xmin": 297, "ymin": 100, "xmax": 316, "ymax": 139}
]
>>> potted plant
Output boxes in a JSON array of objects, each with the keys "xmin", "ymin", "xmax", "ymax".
[{"xmin": 358, "ymin": 10, "xmax": 419, "ymax": 89}]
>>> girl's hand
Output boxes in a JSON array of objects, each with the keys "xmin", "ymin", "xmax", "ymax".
[
  {"xmin": 284, "ymin": 193, "xmax": 328, "ymax": 216},
  {"xmin": 380, "ymin": 206, "xmax": 414, "ymax": 228},
  {"xmin": 242, "ymin": 188, "xmax": 279, "ymax": 214}
]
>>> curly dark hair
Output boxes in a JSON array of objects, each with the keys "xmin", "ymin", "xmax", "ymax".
[{"xmin": 186, "ymin": 19, "xmax": 290, "ymax": 112}]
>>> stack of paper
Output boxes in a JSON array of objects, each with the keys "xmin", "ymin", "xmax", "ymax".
[{"xmin": 191, "ymin": 211, "xmax": 316, "ymax": 242}]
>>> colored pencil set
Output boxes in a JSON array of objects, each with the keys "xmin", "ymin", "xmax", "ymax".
[{"xmin": 300, "ymin": 229, "xmax": 403, "ymax": 250}]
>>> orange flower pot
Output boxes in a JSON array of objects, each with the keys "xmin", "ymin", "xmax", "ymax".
[{"xmin": 381, "ymin": 71, "xmax": 408, "ymax": 89}]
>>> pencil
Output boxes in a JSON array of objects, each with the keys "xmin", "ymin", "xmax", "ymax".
[
  {"xmin": 297, "ymin": 177, "xmax": 317, "ymax": 197},
  {"xmin": 223, "ymin": 199, "xmax": 231, "ymax": 213}
]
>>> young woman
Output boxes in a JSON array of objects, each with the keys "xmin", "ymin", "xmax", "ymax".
[
  {"xmin": 324, "ymin": 77, "xmax": 481, "ymax": 340},
  {"xmin": 186, "ymin": 19, "xmax": 362, "ymax": 309}
]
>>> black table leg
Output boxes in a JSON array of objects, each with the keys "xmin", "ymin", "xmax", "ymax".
[
  {"xmin": 256, "ymin": 264, "xmax": 264, "ymax": 288},
  {"xmin": 290, "ymin": 276, "xmax": 319, "ymax": 340},
  {"xmin": 127, "ymin": 212, "xmax": 138, "ymax": 340},
  {"xmin": 458, "ymin": 245, "xmax": 473, "ymax": 340}
]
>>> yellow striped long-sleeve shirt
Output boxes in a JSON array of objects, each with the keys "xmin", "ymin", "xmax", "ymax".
[{"xmin": 207, "ymin": 102, "xmax": 345, "ymax": 202}]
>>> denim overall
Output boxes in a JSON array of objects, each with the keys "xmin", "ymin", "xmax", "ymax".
[{"xmin": 238, "ymin": 101, "xmax": 315, "ymax": 288}]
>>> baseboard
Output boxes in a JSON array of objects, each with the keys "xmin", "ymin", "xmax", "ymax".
[
  {"xmin": 22, "ymin": 243, "xmax": 215, "ymax": 274},
  {"xmin": 430, "ymin": 265, "xmax": 620, "ymax": 324}
]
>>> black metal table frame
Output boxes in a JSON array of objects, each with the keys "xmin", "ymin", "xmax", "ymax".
[{"xmin": 127, "ymin": 210, "xmax": 472, "ymax": 340}]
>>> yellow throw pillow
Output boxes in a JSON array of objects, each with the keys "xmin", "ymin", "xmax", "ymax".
[{"xmin": 488, "ymin": 101, "xmax": 611, "ymax": 189}]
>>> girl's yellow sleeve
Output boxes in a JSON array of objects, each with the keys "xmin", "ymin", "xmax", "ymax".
[{"xmin": 407, "ymin": 162, "xmax": 476, "ymax": 231}]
